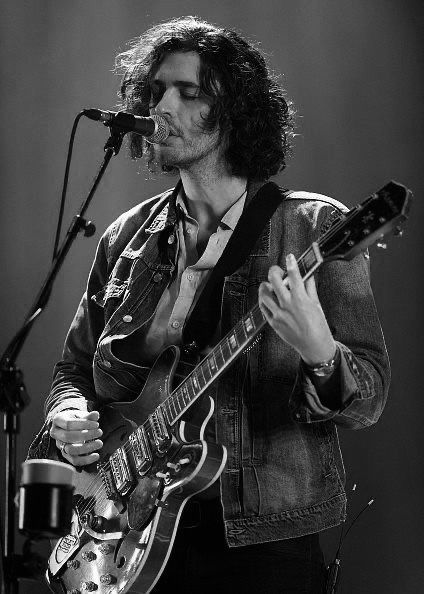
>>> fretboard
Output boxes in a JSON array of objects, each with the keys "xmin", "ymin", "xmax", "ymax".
[{"xmin": 160, "ymin": 241, "xmax": 323, "ymax": 427}]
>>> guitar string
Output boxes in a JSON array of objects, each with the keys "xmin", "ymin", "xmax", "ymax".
[
  {"xmin": 75, "ymin": 314, "xmax": 256, "ymax": 517},
  {"xmin": 76, "ymin": 289, "xmax": 292, "ymax": 515},
  {"xmin": 75, "ymin": 256, "xmax": 326, "ymax": 516},
  {"xmin": 75, "ymin": 199, "xmax": 388, "ymax": 516}
]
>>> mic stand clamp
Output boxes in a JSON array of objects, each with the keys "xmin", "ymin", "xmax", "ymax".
[{"xmin": 0, "ymin": 126, "xmax": 123, "ymax": 594}]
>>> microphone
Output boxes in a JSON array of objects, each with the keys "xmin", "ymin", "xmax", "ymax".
[{"xmin": 83, "ymin": 108, "xmax": 170, "ymax": 144}]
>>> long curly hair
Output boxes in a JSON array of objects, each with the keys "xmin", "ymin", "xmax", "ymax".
[{"xmin": 115, "ymin": 16, "xmax": 295, "ymax": 180}]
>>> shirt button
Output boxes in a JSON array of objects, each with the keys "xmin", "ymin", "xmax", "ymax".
[
  {"xmin": 168, "ymin": 234, "xmax": 175, "ymax": 244},
  {"xmin": 187, "ymin": 273, "xmax": 194, "ymax": 281},
  {"xmin": 103, "ymin": 360, "xmax": 112, "ymax": 368},
  {"xmin": 123, "ymin": 315, "xmax": 133, "ymax": 323},
  {"xmin": 153, "ymin": 272, "xmax": 163, "ymax": 282},
  {"xmin": 171, "ymin": 320, "xmax": 180, "ymax": 329},
  {"xmin": 186, "ymin": 228, "xmax": 192, "ymax": 235}
]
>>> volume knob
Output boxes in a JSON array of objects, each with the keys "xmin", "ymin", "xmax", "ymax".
[
  {"xmin": 81, "ymin": 582, "xmax": 97, "ymax": 592},
  {"xmin": 98, "ymin": 543, "xmax": 114, "ymax": 555},
  {"xmin": 100, "ymin": 574, "xmax": 117, "ymax": 585},
  {"xmin": 81, "ymin": 551, "xmax": 97, "ymax": 562}
]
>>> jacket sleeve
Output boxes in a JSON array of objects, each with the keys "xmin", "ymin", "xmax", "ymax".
[
  {"xmin": 27, "ymin": 226, "xmax": 112, "ymax": 459},
  {"xmin": 290, "ymin": 209, "xmax": 391, "ymax": 430}
]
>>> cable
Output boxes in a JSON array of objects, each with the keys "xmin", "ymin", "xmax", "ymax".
[
  {"xmin": 325, "ymin": 483, "xmax": 375, "ymax": 593},
  {"xmin": 52, "ymin": 110, "xmax": 86, "ymax": 260}
]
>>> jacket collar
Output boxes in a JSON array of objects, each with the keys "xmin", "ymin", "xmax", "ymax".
[
  {"xmin": 145, "ymin": 178, "xmax": 270, "ymax": 235},
  {"xmin": 144, "ymin": 179, "xmax": 182, "ymax": 234}
]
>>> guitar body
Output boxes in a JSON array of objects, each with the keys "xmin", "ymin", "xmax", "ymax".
[{"xmin": 47, "ymin": 346, "xmax": 227, "ymax": 594}]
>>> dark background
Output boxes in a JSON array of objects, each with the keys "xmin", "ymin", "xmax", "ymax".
[{"xmin": 1, "ymin": 1, "xmax": 423, "ymax": 592}]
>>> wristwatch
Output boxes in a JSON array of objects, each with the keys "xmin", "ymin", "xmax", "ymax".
[{"xmin": 304, "ymin": 348, "xmax": 340, "ymax": 377}]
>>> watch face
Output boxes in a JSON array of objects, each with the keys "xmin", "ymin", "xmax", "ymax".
[
  {"xmin": 314, "ymin": 367, "xmax": 335, "ymax": 377},
  {"xmin": 310, "ymin": 360, "xmax": 337, "ymax": 377}
]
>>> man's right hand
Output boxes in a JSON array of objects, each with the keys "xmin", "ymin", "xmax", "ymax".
[{"xmin": 50, "ymin": 410, "xmax": 103, "ymax": 467}]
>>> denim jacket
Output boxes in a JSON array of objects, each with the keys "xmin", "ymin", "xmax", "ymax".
[{"xmin": 28, "ymin": 180, "xmax": 390, "ymax": 546}]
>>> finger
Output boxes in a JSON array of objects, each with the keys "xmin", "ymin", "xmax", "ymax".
[
  {"xmin": 52, "ymin": 411, "xmax": 100, "ymax": 432},
  {"xmin": 63, "ymin": 450, "xmax": 101, "ymax": 467},
  {"xmin": 259, "ymin": 283, "xmax": 287, "ymax": 321},
  {"xmin": 267, "ymin": 266, "xmax": 290, "ymax": 306},
  {"xmin": 65, "ymin": 439, "xmax": 103, "ymax": 457},
  {"xmin": 51, "ymin": 427, "xmax": 103, "ymax": 443},
  {"xmin": 55, "ymin": 439, "xmax": 67, "ymax": 457},
  {"xmin": 259, "ymin": 282, "xmax": 280, "ymax": 314},
  {"xmin": 304, "ymin": 274, "xmax": 319, "ymax": 302},
  {"xmin": 285, "ymin": 254, "xmax": 304, "ymax": 295}
]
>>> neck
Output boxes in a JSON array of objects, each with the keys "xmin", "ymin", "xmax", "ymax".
[{"xmin": 179, "ymin": 162, "xmax": 247, "ymax": 228}]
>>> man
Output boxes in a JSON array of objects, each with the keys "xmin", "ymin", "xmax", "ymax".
[{"xmin": 29, "ymin": 16, "xmax": 390, "ymax": 593}]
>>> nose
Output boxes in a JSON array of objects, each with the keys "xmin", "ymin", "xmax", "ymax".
[{"xmin": 154, "ymin": 87, "xmax": 179, "ymax": 117}]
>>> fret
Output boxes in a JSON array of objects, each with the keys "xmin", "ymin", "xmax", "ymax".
[
  {"xmin": 243, "ymin": 313, "xmax": 255, "ymax": 335},
  {"xmin": 201, "ymin": 360, "xmax": 212, "ymax": 382},
  {"xmin": 170, "ymin": 396, "xmax": 179, "ymax": 418},
  {"xmin": 221, "ymin": 339, "xmax": 233, "ymax": 362},
  {"xmin": 162, "ymin": 400, "xmax": 173, "ymax": 424},
  {"xmin": 182, "ymin": 382, "xmax": 191, "ymax": 404},
  {"xmin": 297, "ymin": 257, "xmax": 308, "ymax": 279},
  {"xmin": 162, "ymin": 403, "xmax": 172, "ymax": 425},
  {"xmin": 228, "ymin": 332, "xmax": 239, "ymax": 353},
  {"xmin": 298, "ymin": 243, "xmax": 323, "ymax": 279},
  {"xmin": 208, "ymin": 352, "xmax": 218, "ymax": 374},
  {"xmin": 215, "ymin": 343, "xmax": 225, "ymax": 368},
  {"xmin": 197, "ymin": 364, "xmax": 207, "ymax": 387},
  {"xmin": 173, "ymin": 395, "xmax": 183, "ymax": 415},
  {"xmin": 185, "ymin": 375, "xmax": 197, "ymax": 400},
  {"xmin": 205, "ymin": 356, "xmax": 214, "ymax": 378},
  {"xmin": 235, "ymin": 319, "xmax": 248, "ymax": 345},
  {"xmin": 192, "ymin": 373, "xmax": 200, "ymax": 392},
  {"xmin": 164, "ymin": 401, "xmax": 173, "ymax": 424},
  {"xmin": 298, "ymin": 248, "xmax": 315, "ymax": 277}
]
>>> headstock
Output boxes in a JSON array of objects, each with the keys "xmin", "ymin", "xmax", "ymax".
[{"xmin": 320, "ymin": 181, "xmax": 412, "ymax": 261}]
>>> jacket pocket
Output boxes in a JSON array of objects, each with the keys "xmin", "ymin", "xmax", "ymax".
[{"xmin": 92, "ymin": 278, "xmax": 128, "ymax": 307}]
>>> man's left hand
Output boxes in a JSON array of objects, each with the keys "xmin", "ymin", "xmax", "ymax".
[{"xmin": 258, "ymin": 254, "xmax": 337, "ymax": 365}]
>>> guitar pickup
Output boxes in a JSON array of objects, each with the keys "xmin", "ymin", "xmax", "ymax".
[
  {"xmin": 110, "ymin": 447, "xmax": 134, "ymax": 496},
  {"xmin": 150, "ymin": 407, "xmax": 171, "ymax": 453},
  {"xmin": 129, "ymin": 427, "xmax": 153, "ymax": 475},
  {"xmin": 98, "ymin": 463, "xmax": 119, "ymax": 501}
]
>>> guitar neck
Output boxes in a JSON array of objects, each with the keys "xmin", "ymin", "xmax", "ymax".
[{"xmin": 161, "ymin": 242, "xmax": 323, "ymax": 426}]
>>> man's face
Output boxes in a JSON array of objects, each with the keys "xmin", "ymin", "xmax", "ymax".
[{"xmin": 148, "ymin": 51, "xmax": 222, "ymax": 171}]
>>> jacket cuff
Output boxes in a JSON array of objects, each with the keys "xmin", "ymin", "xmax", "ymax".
[
  {"xmin": 46, "ymin": 396, "xmax": 90, "ymax": 422},
  {"xmin": 291, "ymin": 342, "xmax": 363, "ymax": 423}
]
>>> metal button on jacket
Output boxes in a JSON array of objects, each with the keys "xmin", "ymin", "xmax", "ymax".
[{"xmin": 123, "ymin": 315, "xmax": 132, "ymax": 323}]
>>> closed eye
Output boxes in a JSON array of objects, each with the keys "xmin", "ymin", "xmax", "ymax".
[{"xmin": 181, "ymin": 93, "xmax": 199, "ymax": 100}]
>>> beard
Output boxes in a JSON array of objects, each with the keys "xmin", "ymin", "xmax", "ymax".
[{"xmin": 146, "ymin": 129, "xmax": 222, "ymax": 174}]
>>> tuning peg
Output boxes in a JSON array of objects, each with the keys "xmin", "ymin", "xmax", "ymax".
[
  {"xmin": 393, "ymin": 226, "xmax": 404, "ymax": 237},
  {"xmin": 376, "ymin": 242, "xmax": 387, "ymax": 250}
]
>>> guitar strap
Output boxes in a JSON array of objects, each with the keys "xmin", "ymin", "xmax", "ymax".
[{"xmin": 183, "ymin": 181, "xmax": 291, "ymax": 351}]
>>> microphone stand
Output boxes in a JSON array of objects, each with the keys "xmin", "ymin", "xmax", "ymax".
[{"xmin": 0, "ymin": 127, "xmax": 125, "ymax": 594}]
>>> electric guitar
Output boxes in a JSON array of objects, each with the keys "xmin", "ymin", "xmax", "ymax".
[{"xmin": 46, "ymin": 181, "xmax": 411, "ymax": 594}]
